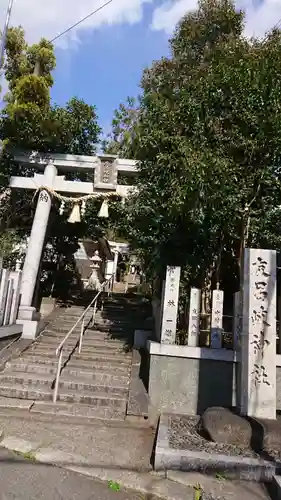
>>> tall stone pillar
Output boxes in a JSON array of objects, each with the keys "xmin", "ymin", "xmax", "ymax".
[
  {"xmin": 17, "ymin": 161, "xmax": 57, "ymax": 338},
  {"xmin": 160, "ymin": 266, "xmax": 181, "ymax": 344},
  {"xmin": 113, "ymin": 250, "xmax": 119, "ymax": 282},
  {"xmin": 240, "ymin": 248, "xmax": 277, "ymax": 420}
]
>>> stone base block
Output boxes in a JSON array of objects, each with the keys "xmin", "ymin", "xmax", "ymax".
[
  {"xmin": 17, "ymin": 306, "xmax": 40, "ymax": 322},
  {"xmin": 16, "ymin": 319, "xmax": 40, "ymax": 339},
  {"xmin": 40, "ymin": 297, "xmax": 56, "ymax": 318}
]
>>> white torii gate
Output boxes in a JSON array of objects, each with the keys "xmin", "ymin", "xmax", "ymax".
[{"xmin": 10, "ymin": 152, "xmax": 137, "ymax": 339}]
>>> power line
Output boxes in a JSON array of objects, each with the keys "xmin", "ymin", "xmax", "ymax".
[{"xmin": 50, "ymin": 0, "xmax": 113, "ymax": 43}]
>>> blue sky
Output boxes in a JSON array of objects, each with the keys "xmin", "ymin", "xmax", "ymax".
[
  {"xmin": 52, "ymin": 5, "xmax": 170, "ymax": 135},
  {"xmin": 0, "ymin": 0, "xmax": 276, "ymax": 139}
]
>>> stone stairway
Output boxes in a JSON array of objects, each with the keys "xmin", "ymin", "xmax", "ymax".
[{"xmin": 0, "ymin": 293, "xmax": 144, "ymax": 422}]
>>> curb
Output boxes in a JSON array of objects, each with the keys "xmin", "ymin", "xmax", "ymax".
[{"xmin": 155, "ymin": 414, "xmax": 278, "ymax": 482}]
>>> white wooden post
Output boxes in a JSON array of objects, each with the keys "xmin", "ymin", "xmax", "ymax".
[
  {"xmin": 9, "ymin": 269, "xmax": 22, "ymax": 324},
  {"xmin": 3, "ymin": 277, "xmax": 13, "ymax": 325},
  {"xmin": 160, "ymin": 266, "xmax": 181, "ymax": 344},
  {"xmin": 240, "ymin": 248, "xmax": 276, "ymax": 420},
  {"xmin": 210, "ymin": 289, "xmax": 224, "ymax": 348},
  {"xmin": 0, "ymin": 269, "xmax": 9, "ymax": 326},
  {"xmin": 187, "ymin": 288, "xmax": 201, "ymax": 347}
]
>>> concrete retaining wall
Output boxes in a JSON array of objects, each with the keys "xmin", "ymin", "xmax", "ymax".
[{"xmin": 148, "ymin": 342, "xmax": 281, "ymax": 415}]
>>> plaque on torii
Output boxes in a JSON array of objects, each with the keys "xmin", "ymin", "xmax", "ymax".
[{"xmin": 9, "ymin": 151, "xmax": 137, "ymax": 339}]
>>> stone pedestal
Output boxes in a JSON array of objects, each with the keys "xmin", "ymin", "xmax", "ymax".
[
  {"xmin": 160, "ymin": 266, "xmax": 181, "ymax": 344},
  {"xmin": 187, "ymin": 288, "xmax": 201, "ymax": 347},
  {"xmin": 17, "ymin": 161, "xmax": 57, "ymax": 339},
  {"xmin": 40, "ymin": 297, "xmax": 56, "ymax": 318},
  {"xmin": 240, "ymin": 248, "xmax": 277, "ymax": 420}
]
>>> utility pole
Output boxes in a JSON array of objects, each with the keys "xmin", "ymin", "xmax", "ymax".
[
  {"xmin": 0, "ymin": 0, "xmax": 14, "ymax": 82},
  {"xmin": 0, "ymin": 0, "xmax": 14, "ymax": 154}
]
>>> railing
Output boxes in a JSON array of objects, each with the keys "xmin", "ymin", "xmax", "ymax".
[{"xmin": 53, "ymin": 274, "xmax": 114, "ymax": 403}]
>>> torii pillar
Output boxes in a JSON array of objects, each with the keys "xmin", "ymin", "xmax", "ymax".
[
  {"xmin": 10, "ymin": 152, "xmax": 138, "ymax": 339},
  {"xmin": 16, "ymin": 161, "xmax": 57, "ymax": 337}
]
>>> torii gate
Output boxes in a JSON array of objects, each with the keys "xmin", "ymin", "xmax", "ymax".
[{"xmin": 10, "ymin": 152, "xmax": 138, "ymax": 339}]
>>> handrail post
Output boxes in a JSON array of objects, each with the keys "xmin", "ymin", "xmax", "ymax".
[
  {"xmin": 78, "ymin": 317, "xmax": 84, "ymax": 354},
  {"xmin": 53, "ymin": 349, "xmax": 63, "ymax": 403},
  {"xmin": 93, "ymin": 302, "xmax": 97, "ymax": 325}
]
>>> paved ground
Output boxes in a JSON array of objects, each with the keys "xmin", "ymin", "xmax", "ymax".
[
  {"xmin": 0, "ymin": 447, "xmax": 154, "ymax": 500},
  {"xmin": 0, "ymin": 419, "xmax": 274, "ymax": 500},
  {"xmin": 0, "ymin": 415, "xmax": 155, "ymax": 472}
]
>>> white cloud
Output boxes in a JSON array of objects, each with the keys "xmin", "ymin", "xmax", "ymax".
[
  {"xmin": 0, "ymin": 0, "xmax": 152, "ymax": 48},
  {"xmin": 151, "ymin": 0, "xmax": 196, "ymax": 33},
  {"xmin": 151, "ymin": 0, "xmax": 281, "ymax": 39}
]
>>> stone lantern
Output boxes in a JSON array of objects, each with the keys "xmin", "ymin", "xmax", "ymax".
[{"xmin": 86, "ymin": 250, "xmax": 102, "ymax": 291}]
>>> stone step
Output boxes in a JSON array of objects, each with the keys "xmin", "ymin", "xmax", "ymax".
[
  {"xmin": 44, "ymin": 324, "xmax": 132, "ymax": 336},
  {"xmin": 15, "ymin": 355, "xmax": 131, "ymax": 372},
  {"xmin": 36, "ymin": 336, "xmax": 125, "ymax": 348},
  {"xmin": 40, "ymin": 330, "xmax": 119, "ymax": 341},
  {"xmin": 20, "ymin": 350, "xmax": 132, "ymax": 364},
  {"xmin": 30, "ymin": 401, "xmax": 125, "ymax": 421},
  {"xmin": 52, "ymin": 319, "xmax": 133, "ymax": 329},
  {"xmin": 0, "ymin": 382, "xmax": 127, "ymax": 408},
  {"xmin": 0, "ymin": 398, "xmax": 125, "ymax": 422},
  {"xmin": 0, "ymin": 372, "xmax": 129, "ymax": 396},
  {"xmin": 27, "ymin": 344, "xmax": 129, "ymax": 357},
  {"xmin": 35, "ymin": 343, "xmax": 128, "ymax": 355},
  {"xmin": 43, "ymin": 324, "xmax": 92, "ymax": 334},
  {"xmin": 6, "ymin": 361, "xmax": 130, "ymax": 383}
]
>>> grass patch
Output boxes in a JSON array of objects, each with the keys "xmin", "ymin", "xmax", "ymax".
[{"xmin": 14, "ymin": 449, "xmax": 37, "ymax": 462}]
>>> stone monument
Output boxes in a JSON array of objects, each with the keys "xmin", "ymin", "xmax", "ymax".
[
  {"xmin": 160, "ymin": 266, "xmax": 181, "ymax": 344},
  {"xmin": 240, "ymin": 248, "xmax": 276, "ymax": 420}
]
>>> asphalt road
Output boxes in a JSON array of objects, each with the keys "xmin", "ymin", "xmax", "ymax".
[{"xmin": 0, "ymin": 447, "xmax": 147, "ymax": 500}]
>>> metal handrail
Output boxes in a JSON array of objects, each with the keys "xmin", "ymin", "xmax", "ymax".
[{"xmin": 53, "ymin": 274, "xmax": 114, "ymax": 403}]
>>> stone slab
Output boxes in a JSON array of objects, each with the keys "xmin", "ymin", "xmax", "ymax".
[
  {"xmin": 201, "ymin": 407, "xmax": 252, "ymax": 447},
  {"xmin": 0, "ymin": 324, "xmax": 23, "ymax": 338},
  {"xmin": 155, "ymin": 414, "xmax": 277, "ymax": 482}
]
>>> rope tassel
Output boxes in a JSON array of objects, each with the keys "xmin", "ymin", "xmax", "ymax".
[
  {"xmin": 68, "ymin": 203, "xmax": 81, "ymax": 223},
  {"xmin": 98, "ymin": 199, "xmax": 109, "ymax": 218}
]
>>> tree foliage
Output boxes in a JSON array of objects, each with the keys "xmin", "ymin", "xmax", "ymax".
[
  {"xmin": 107, "ymin": 0, "xmax": 281, "ymax": 305},
  {"xmin": 0, "ymin": 26, "xmax": 102, "ymax": 293},
  {"xmin": 102, "ymin": 97, "xmax": 140, "ymax": 158}
]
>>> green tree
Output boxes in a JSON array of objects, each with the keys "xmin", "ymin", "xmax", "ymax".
[
  {"xmin": 102, "ymin": 96, "xmax": 139, "ymax": 158},
  {"xmin": 0, "ymin": 26, "xmax": 102, "ymax": 293},
  {"xmin": 112, "ymin": 0, "xmax": 281, "ymax": 309}
]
